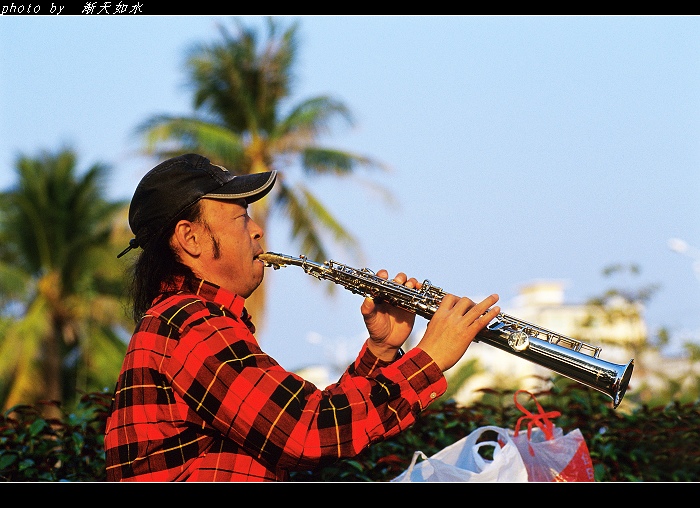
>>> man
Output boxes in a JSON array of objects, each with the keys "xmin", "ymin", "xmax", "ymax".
[{"xmin": 105, "ymin": 153, "xmax": 500, "ymax": 481}]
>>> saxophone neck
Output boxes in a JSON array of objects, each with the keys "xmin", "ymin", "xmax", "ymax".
[
  {"xmin": 259, "ymin": 252, "xmax": 308, "ymax": 269},
  {"xmin": 258, "ymin": 252, "xmax": 331, "ymax": 282}
]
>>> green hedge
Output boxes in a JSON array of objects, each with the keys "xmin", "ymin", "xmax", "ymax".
[
  {"xmin": 0, "ymin": 391, "xmax": 110, "ymax": 482},
  {"xmin": 1, "ymin": 383, "xmax": 699, "ymax": 482},
  {"xmin": 290, "ymin": 383, "xmax": 700, "ymax": 482}
]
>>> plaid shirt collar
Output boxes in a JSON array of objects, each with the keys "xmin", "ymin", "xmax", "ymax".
[{"xmin": 159, "ymin": 275, "xmax": 253, "ymax": 329}]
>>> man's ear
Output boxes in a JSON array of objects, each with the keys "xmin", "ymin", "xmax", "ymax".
[{"xmin": 172, "ymin": 220, "xmax": 202, "ymax": 257}]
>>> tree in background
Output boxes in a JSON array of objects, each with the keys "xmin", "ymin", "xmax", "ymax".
[
  {"xmin": 579, "ymin": 263, "xmax": 700, "ymax": 407},
  {"xmin": 135, "ymin": 16, "xmax": 392, "ymax": 325},
  {"xmin": 581, "ymin": 263, "xmax": 660, "ymax": 345},
  {"xmin": 0, "ymin": 148, "xmax": 132, "ymax": 416}
]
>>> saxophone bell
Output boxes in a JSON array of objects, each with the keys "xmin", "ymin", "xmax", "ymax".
[{"xmin": 480, "ymin": 317, "xmax": 634, "ymax": 408}]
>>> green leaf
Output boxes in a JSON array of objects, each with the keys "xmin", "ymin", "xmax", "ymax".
[
  {"xmin": 29, "ymin": 418, "xmax": 48, "ymax": 436},
  {"xmin": 0, "ymin": 452, "xmax": 17, "ymax": 469}
]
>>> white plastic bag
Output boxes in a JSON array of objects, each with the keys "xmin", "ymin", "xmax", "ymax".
[{"xmin": 391, "ymin": 425, "xmax": 529, "ymax": 482}]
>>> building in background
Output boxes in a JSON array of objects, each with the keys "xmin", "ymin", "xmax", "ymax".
[
  {"xmin": 449, "ymin": 280, "xmax": 643, "ymax": 406},
  {"xmin": 449, "ymin": 280, "xmax": 698, "ymax": 407}
]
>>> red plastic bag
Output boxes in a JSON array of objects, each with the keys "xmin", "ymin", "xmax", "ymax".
[{"xmin": 509, "ymin": 390, "xmax": 595, "ymax": 482}]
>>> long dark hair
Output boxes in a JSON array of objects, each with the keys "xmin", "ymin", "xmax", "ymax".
[{"xmin": 127, "ymin": 201, "xmax": 204, "ymax": 323}]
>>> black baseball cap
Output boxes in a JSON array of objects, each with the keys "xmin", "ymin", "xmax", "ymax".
[{"xmin": 117, "ymin": 153, "xmax": 277, "ymax": 258}]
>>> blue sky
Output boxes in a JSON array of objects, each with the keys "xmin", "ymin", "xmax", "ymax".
[{"xmin": 1, "ymin": 15, "xmax": 699, "ymax": 371}]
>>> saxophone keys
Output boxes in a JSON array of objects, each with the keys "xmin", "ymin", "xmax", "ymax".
[{"xmin": 508, "ymin": 331, "xmax": 531, "ymax": 352}]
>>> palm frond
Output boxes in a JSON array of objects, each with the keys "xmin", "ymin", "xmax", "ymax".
[
  {"xmin": 136, "ymin": 115, "xmax": 246, "ymax": 165},
  {"xmin": 277, "ymin": 96, "xmax": 354, "ymax": 140},
  {"xmin": 300, "ymin": 147, "xmax": 385, "ymax": 177},
  {"xmin": 0, "ymin": 297, "xmax": 50, "ymax": 409},
  {"xmin": 273, "ymin": 181, "xmax": 362, "ymax": 265}
]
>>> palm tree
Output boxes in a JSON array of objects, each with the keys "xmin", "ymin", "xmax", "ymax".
[
  {"xmin": 0, "ymin": 147, "xmax": 132, "ymax": 416},
  {"xmin": 135, "ymin": 16, "xmax": 393, "ymax": 326}
]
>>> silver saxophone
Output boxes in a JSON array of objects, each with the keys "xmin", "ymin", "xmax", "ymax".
[{"xmin": 259, "ymin": 252, "xmax": 634, "ymax": 408}]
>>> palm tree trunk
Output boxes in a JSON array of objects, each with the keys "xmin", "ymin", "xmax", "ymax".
[{"xmin": 44, "ymin": 319, "xmax": 63, "ymax": 419}]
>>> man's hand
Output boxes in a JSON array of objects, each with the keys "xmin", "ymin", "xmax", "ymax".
[
  {"xmin": 417, "ymin": 293, "xmax": 500, "ymax": 372},
  {"xmin": 361, "ymin": 270, "xmax": 419, "ymax": 362}
]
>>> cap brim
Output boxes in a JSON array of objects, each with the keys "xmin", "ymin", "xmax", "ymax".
[{"xmin": 204, "ymin": 170, "xmax": 277, "ymax": 204}]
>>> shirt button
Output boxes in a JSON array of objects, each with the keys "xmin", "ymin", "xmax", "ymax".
[{"xmin": 430, "ymin": 392, "xmax": 437, "ymax": 399}]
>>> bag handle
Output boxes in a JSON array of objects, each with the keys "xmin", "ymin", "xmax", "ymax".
[
  {"xmin": 402, "ymin": 451, "xmax": 429, "ymax": 480},
  {"xmin": 471, "ymin": 441, "xmax": 501, "ymax": 471},
  {"xmin": 513, "ymin": 389, "xmax": 561, "ymax": 442}
]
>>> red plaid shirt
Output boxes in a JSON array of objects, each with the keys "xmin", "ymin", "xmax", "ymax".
[{"xmin": 104, "ymin": 277, "xmax": 447, "ymax": 481}]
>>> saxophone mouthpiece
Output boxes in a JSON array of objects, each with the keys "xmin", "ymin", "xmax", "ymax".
[{"xmin": 258, "ymin": 252, "xmax": 295, "ymax": 269}]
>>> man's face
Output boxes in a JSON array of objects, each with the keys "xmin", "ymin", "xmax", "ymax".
[{"xmin": 196, "ymin": 197, "xmax": 266, "ymax": 298}]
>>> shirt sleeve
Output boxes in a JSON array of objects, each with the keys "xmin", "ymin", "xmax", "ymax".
[{"xmin": 165, "ymin": 310, "xmax": 447, "ymax": 473}]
